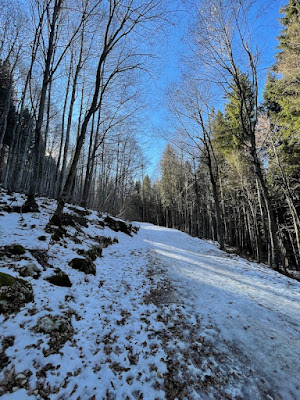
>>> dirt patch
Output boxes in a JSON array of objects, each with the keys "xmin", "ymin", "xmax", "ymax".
[{"xmin": 143, "ymin": 255, "xmax": 274, "ymax": 400}]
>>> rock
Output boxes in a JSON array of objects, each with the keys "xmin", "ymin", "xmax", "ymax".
[
  {"xmin": 22, "ymin": 195, "xmax": 39, "ymax": 213},
  {"xmin": 85, "ymin": 246, "xmax": 102, "ymax": 261},
  {"xmin": 104, "ymin": 216, "xmax": 138, "ymax": 236},
  {"xmin": 38, "ymin": 235, "xmax": 47, "ymax": 241},
  {"xmin": 0, "ymin": 272, "xmax": 34, "ymax": 314},
  {"xmin": 46, "ymin": 270, "xmax": 72, "ymax": 287},
  {"xmin": 35, "ymin": 315, "xmax": 72, "ymax": 335},
  {"xmin": 7, "ymin": 244, "xmax": 26, "ymax": 256},
  {"xmin": 2, "ymin": 336, "xmax": 15, "ymax": 350},
  {"xmin": 0, "ymin": 352, "xmax": 9, "ymax": 370},
  {"xmin": 15, "ymin": 374, "xmax": 26, "ymax": 380},
  {"xmin": 69, "ymin": 257, "xmax": 96, "ymax": 275},
  {"xmin": 33, "ymin": 315, "xmax": 73, "ymax": 355},
  {"xmin": 104, "ymin": 215, "xmax": 131, "ymax": 235},
  {"xmin": 94, "ymin": 236, "xmax": 114, "ymax": 248},
  {"xmin": 76, "ymin": 246, "xmax": 102, "ymax": 260},
  {"xmin": 19, "ymin": 262, "xmax": 41, "ymax": 279},
  {"xmin": 50, "ymin": 212, "xmax": 88, "ymax": 228},
  {"xmin": 68, "ymin": 206, "xmax": 91, "ymax": 217}
]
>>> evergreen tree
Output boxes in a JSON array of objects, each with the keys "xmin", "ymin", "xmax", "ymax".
[
  {"xmin": 263, "ymin": 0, "xmax": 300, "ymax": 265},
  {"xmin": 264, "ymin": 0, "xmax": 300, "ymax": 177},
  {"xmin": 160, "ymin": 144, "xmax": 182, "ymax": 228},
  {"xmin": 123, "ymin": 181, "xmax": 143, "ymax": 221}
]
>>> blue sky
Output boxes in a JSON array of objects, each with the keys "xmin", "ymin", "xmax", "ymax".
[{"xmin": 139, "ymin": 0, "xmax": 287, "ymax": 180}]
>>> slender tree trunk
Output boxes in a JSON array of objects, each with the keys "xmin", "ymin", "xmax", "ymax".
[
  {"xmin": 251, "ymin": 143, "xmax": 281, "ymax": 270},
  {"xmin": 205, "ymin": 139, "xmax": 225, "ymax": 250},
  {"xmin": 271, "ymin": 140, "xmax": 300, "ymax": 259},
  {"xmin": 0, "ymin": 71, "xmax": 12, "ymax": 153},
  {"xmin": 57, "ymin": 43, "xmax": 83, "ymax": 196},
  {"xmin": 27, "ymin": 0, "xmax": 63, "ymax": 202}
]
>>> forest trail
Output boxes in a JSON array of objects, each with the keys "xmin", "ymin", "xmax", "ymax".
[
  {"xmin": 1, "ymin": 195, "xmax": 300, "ymax": 400},
  {"xmin": 139, "ymin": 223, "xmax": 300, "ymax": 400}
]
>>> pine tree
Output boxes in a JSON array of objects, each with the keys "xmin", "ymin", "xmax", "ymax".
[
  {"xmin": 263, "ymin": 0, "xmax": 300, "ymax": 265},
  {"xmin": 160, "ymin": 144, "xmax": 182, "ymax": 228},
  {"xmin": 264, "ymin": 0, "xmax": 300, "ymax": 177}
]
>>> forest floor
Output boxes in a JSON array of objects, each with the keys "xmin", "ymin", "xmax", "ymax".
[{"xmin": 0, "ymin": 191, "xmax": 300, "ymax": 400}]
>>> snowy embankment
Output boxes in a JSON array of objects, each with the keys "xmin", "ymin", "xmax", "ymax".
[{"xmin": 0, "ymin": 191, "xmax": 299, "ymax": 400}]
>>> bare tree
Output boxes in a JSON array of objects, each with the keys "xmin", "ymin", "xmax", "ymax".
[
  {"xmin": 168, "ymin": 81, "xmax": 225, "ymax": 249},
  {"xmin": 192, "ymin": 0, "xmax": 281, "ymax": 269},
  {"xmin": 52, "ymin": 0, "xmax": 163, "ymax": 221}
]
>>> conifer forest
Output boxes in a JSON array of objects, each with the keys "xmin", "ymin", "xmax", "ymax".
[{"xmin": 0, "ymin": 0, "xmax": 300, "ymax": 277}]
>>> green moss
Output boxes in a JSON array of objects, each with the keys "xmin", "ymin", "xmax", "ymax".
[
  {"xmin": 0, "ymin": 273, "xmax": 33, "ymax": 313},
  {"xmin": 0, "ymin": 272, "xmax": 15, "ymax": 287},
  {"xmin": 9, "ymin": 244, "xmax": 26, "ymax": 255}
]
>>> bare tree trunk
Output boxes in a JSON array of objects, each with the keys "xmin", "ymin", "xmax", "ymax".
[
  {"xmin": 250, "ymin": 143, "xmax": 281, "ymax": 270},
  {"xmin": 0, "ymin": 68, "xmax": 12, "ymax": 153},
  {"xmin": 57, "ymin": 41, "xmax": 83, "ymax": 196},
  {"xmin": 271, "ymin": 140, "xmax": 300, "ymax": 259},
  {"xmin": 27, "ymin": 0, "xmax": 63, "ymax": 205}
]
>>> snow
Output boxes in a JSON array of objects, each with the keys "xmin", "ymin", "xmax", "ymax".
[
  {"xmin": 140, "ymin": 224, "xmax": 300, "ymax": 399},
  {"xmin": 0, "ymin": 192, "xmax": 300, "ymax": 399}
]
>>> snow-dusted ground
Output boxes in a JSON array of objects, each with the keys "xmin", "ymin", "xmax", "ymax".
[
  {"xmin": 140, "ymin": 224, "xmax": 300, "ymax": 400},
  {"xmin": 0, "ymin": 193, "xmax": 299, "ymax": 399}
]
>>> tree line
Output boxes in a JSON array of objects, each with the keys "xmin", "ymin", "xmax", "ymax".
[
  {"xmin": 0, "ymin": 0, "xmax": 162, "ymax": 216},
  {"xmin": 125, "ymin": 0, "xmax": 300, "ymax": 276}
]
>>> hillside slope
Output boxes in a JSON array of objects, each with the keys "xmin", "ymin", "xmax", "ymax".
[{"xmin": 0, "ymin": 191, "xmax": 300, "ymax": 399}]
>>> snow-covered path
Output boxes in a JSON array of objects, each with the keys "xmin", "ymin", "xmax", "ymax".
[
  {"xmin": 139, "ymin": 223, "xmax": 300, "ymax": 400},
  {"xmin": 1, "ymin": 193, "xmax": 300, "ymax": 400}
]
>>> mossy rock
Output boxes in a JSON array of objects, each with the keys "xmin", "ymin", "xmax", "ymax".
[
  {"xmin": 0, "ymin": 272, "xmax": 15, "ymax": 286},
  {"xmin": 69, "ymin": 257, "xmax": 96, "ymax": 275},
  {"xmin": 46, "ymin": 270, "xmax": 72, "ymax": 287},
  {"xmin": 7, "ymin": 244, "xmax": 26, "ymax": 255},
  {"xmin": 0, "ymin": 272, "xmax": 34, "ymax": 314}
]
